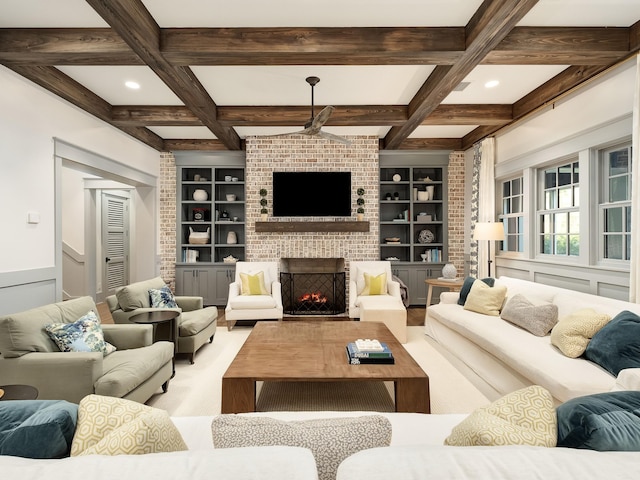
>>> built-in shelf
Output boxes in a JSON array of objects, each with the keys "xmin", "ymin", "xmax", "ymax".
[{"xmin": 255, "ymin": 221, "xmax": 370, "ymax": 233}]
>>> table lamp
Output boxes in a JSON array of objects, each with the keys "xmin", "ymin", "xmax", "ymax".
[{"xmin": 473, "ymin": 222, "xmax": 505, "ymax": 277}]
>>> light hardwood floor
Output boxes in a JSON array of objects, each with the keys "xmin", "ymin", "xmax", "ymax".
[{"xmin": 97, "ymin": 302, "xmax": 426, "ymax": 327}]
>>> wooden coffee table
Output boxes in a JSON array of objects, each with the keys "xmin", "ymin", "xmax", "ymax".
[{"xmin": 221, "ymin": 321, "xmax": 430, "ymax": 414}]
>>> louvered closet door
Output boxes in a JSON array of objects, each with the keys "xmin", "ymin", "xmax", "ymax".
[{"xmin": 102, "ymin": 192, "xmax": 130, "ymax": 297}]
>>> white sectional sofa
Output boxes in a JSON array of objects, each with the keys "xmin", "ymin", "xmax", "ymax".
[
  {"xmin": 425, "ymin": 276, "xmax": 640, "ymax": 403},
  {"xmin": 3, "ymin": 411, "xmax": 639, "ymax": 480}
]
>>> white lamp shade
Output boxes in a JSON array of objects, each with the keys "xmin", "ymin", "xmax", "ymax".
[{"xmin": 473, "ymin": 222, "xmax": 505, "ymax": 241}]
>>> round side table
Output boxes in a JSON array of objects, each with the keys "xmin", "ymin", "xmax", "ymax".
[
  {"xmin": 0, "ymin": 384, "xmax": 39, "ymax": 401},
  {"xmin": 130, "ymin": 310, "xmax": 180, "ymax": 376},
  {"xmin": 425, "ymin": 278, "xmax": 464, "ymax": 309}
]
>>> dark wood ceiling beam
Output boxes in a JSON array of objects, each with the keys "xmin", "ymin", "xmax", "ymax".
[
  {"xmin": 164, "ymin": 139, "xmax": 232, "ymax": 151},
  {"xmin": 397, "ymin": 138, "xmax": 463, "ymax": 150},
  {"xmin": 0, "ymin": 28, "xmax": 142, "ymax": 65},
  {"xmin": 85, "ymin": 0, "xmax": 241, "ymax": 150},
  {"xmin": 383, "ymin": 0, "xmax": 540, "ymax": 150},
  {"xmin": 630, "ymin": 19, "xmax": 640, "ymax": 52},
  {"xmin": 162, "ymin": 27, "xmax": 464, "ymax": 65},
  {"xmin": 1, "ymin": 26, "xmax": 633, "ymax": 66},
  {"xmin": 484, "ymin": 27, "xmax": 630, "ymax": 65},
  {"xmin": 110, "ymin": 103, "xmax": 511, "ymax": 127},
  {"xmin": 6, "ymin": 64, "xmax": 163, "ymax": 150}
]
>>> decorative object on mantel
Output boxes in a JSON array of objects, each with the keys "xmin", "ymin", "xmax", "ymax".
[
  {"xmin": 223, "ymin": 255, "xmax": 238, "ymax": 263},
  {"xmin": 442, "ymin": 263, "xmax": 458, "ymax": 279},
  {"xmin": 193, "ymin": 189, "xmax": 208, "ymax": 202},
  {"xmin": 189, "ymin": 227, "xmax": 210, "ymax": 245},
  {"xmin": 356, "ymin": 187, "xmax": 365, "ymax": 221},
  {"xmin": 418, "ymin": 229, "xmax": 435, "ymax": 244},
  {"xmin": 226, "ymin": 231, "xmax": 238, "ymax": 244},
  {"xmin": 259, "ymin": 188, "xmax": 268, "ymax": 221}
]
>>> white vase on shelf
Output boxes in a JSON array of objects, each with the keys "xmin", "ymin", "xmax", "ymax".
[
  {"xmin": 192, "ymin": 189, "xmax": 208, "ymax": 201},
  {"xmin": 426, "ymin": 185, "xmax": 435, "ymax": 201},
  {"xmin": 442, "ymin": 263, "xmax": 457, "ymax": 279}
]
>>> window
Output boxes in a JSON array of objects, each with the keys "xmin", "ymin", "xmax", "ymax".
[
  {"xmin": 499, "ymin": 177, "xmax": 524, "ymax": 252},
  {"xmin": 538, "ymin": 161, "xmax": 580, "ymax": 257},
  {"xmin": 600, "ymin": 144, "xmax": 632, "ymax": 262}
]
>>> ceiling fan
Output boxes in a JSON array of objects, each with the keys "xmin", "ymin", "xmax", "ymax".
[{"xmin": 272, "ymin": 76, "xmax": 351, "ymax": 145}]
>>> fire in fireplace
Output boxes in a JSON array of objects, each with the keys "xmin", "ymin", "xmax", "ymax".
[{"xmin": 280, "ymin": 258, "xmax": 346, "ymax": 315}]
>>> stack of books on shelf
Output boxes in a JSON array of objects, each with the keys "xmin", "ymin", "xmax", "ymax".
[
  {"xmin": 183, "ymin": 249, "xmax": 199, "ymax": 263},
  {"xmin": 345, "ymin": 339, "xmax": 394, "ymax": 365},
  {"xmin": 421, "ymin": 248, "xmax": 442, "ymax": 262}
]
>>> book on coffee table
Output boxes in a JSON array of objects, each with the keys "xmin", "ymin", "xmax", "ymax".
[
  {"xmin": 348, "ymin": 342, "xmax": 393, "ymax": 358},
  {"xmin": 346, "ymin": 343, "xmax": 394, "ymax": 365}
]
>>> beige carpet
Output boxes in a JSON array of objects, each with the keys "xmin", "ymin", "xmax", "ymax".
[{"xmin": 146, "ymin": 325, "xmax": 489, "ymax": 416}]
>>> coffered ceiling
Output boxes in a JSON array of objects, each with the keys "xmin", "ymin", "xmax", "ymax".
[{"xmin": 1, "ymin": 0, "xmax": 639, "ymax": 152}]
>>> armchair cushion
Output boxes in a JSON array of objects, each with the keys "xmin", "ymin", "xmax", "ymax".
[
  {"xmin": 0, "ymin": 400, "xmax": 78, "ymax": 459},
  {"xmin": 115, "ymin": 277, "xmax": 165, "ymax": 311},
  {"xmin": 361, "ymin": 272, "xmax": 387, "ymax": 296},
  {"xmin": 149, "ymin": 285, "xmax": 178, "ymax": 308},
  {"xmin": 240, "ymin": 271, "xmax": 270, "ymax": 295},
  {"xmin": 45, "ymin": 310, "xmax": 116, "ymax": 356},
  {"xmin": 229, "ymin": 295, "xmax": 277, "ymax": 310},
  {"xmin": 179, "ymin": 307, "xmax": 218, "ymax": 336}
]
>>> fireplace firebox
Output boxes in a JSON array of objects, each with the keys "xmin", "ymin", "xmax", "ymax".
[{"xmin": 280, "ymin": 258, "xmax": 346, "ymax": 315}]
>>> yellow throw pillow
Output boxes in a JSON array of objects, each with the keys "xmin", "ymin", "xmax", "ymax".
[
  {"xmin": 445, "ymin": 385, "xmax": 557, "ymax": 447},
  {"xmin": 240, "ymin": 271, "xmax": 269, "ymax": 295},
  {"xmin": 463, "ymin": 279, "xmax": 507, "ymax": 316},
  {"xmin": 550, "ymin": 308, "xmax": 611, "ymax": 358},
  {"xmin": 71, "ymin": 395, "xmax": 187, "ymax": 456},
  {"xmin": 361, "ymin": 272, "xmax": 387, "ymax": 295}
]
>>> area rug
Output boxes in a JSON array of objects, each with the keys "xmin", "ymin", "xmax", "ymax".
[{"xmin": 256, "ymin": 381, "xmax": 395, "ymax": 412}]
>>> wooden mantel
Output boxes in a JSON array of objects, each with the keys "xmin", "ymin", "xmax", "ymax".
[{"xmin": 255, "ymin": 221, "xmax": 370, "ymax": 233}]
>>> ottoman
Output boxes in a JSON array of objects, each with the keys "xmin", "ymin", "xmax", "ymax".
[{"xmin": 359, "ymin": 296, "xmax": 407, "ymax": 343}]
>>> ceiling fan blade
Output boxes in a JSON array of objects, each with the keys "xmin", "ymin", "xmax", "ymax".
[
  {"xmin": 317, "ymin": 130, "xmax": 352, "ymax": 145},
  {"xmin": 310, "ymin": 105, "xmax": 334, "ymax": 131}
]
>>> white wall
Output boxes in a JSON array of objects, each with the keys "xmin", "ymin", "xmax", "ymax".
[{"xmin": 0, "ymin": 66, "xmax": 161, "ymax": 311}]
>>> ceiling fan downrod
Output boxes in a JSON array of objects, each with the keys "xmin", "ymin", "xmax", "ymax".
[{"xmin": 306, "ymin": 76, "xmax": 320, "ymax": 125}]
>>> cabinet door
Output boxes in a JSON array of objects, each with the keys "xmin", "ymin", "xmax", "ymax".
[
  {"xmin": 212, "ymin": 267, "xmax": 235, "ymax": 306},
  {"xmin": 176, "ymin": 267, "xmax": 214, "ymax": 305}
]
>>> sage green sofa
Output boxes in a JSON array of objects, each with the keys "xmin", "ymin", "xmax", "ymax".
[
  {"xmin": 0, "ymin": 296, "xmax": 173, "ymax": 404},
  {"xmin": 106, "ymin": 277, "xmax": 217, "ymax": 364}
]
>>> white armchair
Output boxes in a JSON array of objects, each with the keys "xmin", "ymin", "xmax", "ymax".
[
  {"xmin": 225, "ymin": 261, "xmax": 284, "ymax": 330},
  {"xmin": 348, "ymin": 261, "xmax": 402, "ymax": 318}
]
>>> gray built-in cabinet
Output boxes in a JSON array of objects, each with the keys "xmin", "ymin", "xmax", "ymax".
[
  {"xmin": 174, "ymin": 153, "xmax": 245, "ymax": 306},
  {"xmin": 379, "ymin": 152, "xmax": 450, "ymax": 305}
]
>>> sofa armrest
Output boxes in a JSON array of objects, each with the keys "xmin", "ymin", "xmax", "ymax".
[
  {"xmin": 349, "ymin": 281, "xmax": 358, "ymax": 310},
  {"xmin": 228, "ymin": 281, "xmax": 240, "ymax": 299},
  {"xmin": 439, "ymin": 291, "xmax": 460, "ymax": 304},
  {"xmin": 612, "ymin": 368, "xmax": 640, "ymax": 391},
  {"xmin": 102, "ymin": 324, "xmax": 153, "ymax": 349},
  {"xmin": 387, "ymin": 280, "xmax": 401, "ymax": 299},
  {"xmin": 175, "ymin": 296, "xmax": 203, "ymax": 311},
  {"xmin": 0, "ymin": 351, "xmax": 102, "ymax": 402}
]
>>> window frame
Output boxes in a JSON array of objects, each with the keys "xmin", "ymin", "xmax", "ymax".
[{"xmin": 498, "ymin": 176, "xmax": 525, "ymax": 254}]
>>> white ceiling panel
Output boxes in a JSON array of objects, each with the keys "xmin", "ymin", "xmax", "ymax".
[
  {"xmin": 0, "ymin": 0, "xmax": 109, "ymax": 27},
  {"xmin": 520, "ymin": 0, "xmax": 640, "ymax": 26},
  {"xmin": 147, "ymin": 126, "xmax": 217, "ymax": 139},
  {"xmin": 409, "ymin": 125, "xmax": 478, "ymax": 138}
]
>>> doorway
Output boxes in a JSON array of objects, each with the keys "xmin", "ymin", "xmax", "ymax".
[{"xmin": 101, "ymin": 191, "xmax": 131, "ymax": 300}]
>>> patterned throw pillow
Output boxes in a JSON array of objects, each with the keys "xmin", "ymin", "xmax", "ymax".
[
  {"xmin": 45, "ymin": 311, "xmax": 116, "ymax": 356},
  {"xmin": 71, "ymin": 395, "xmax": 187, "ymax": 456},
  {"xmin": 550, "ymin": 308, "xmax": 611, "ymax": 358},
  {"xmin": 149, "ymin": 285, "xmax": 178, "ymax": 308},
  {"xmin": 240, "ymin": 271, "xmax": 269, "ymax": 295},
  {"xmin": 463, "ymin": 279, "xmax": 507, "ymax": 316},
  {"xmin": 211, "ymin": 415, "xmax": 392, "ymax": 480},
  {"xmin": 445, "ymin": 385, "xmax": 557, "ymax": 447},
  {"xmin": 500, "ymin": 294, "xmax": 558, "ymax": 336},
  {"xmin": 361, "ymin": 272, "xmax": 387, "ymax": 295}
]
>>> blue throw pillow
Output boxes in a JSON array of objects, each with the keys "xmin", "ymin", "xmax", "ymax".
[
  {"xmin": 149, "ymin": 285, "xmax": 178, "ymax": 308},
  {"xmin": 557, "ymin": 391, "xmax": 640, "ymax": 451},
  {"xmin": 584, "ymin": 310, "xmax": 640, "ymax": 376},
  {"xmin": 457, "ymin": 276, "xmax": 495, "ymax": 305},
  {"xmin": 0, "ymin": 400, "xmax": 78, "ymax": 458}
]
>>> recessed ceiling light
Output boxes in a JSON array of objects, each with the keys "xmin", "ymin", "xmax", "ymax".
[
  {"xmin": 484, "ymin": 80, "xmax": 500, "ymax": 89},
  {"xmin": 125, "ymin": 81, "xmax": 140, "ymax": 90}
]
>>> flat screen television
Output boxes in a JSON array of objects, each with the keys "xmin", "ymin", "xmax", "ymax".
[{"xmin": 272, "ymin": 171, "xmax": 351, "ymax": 217}]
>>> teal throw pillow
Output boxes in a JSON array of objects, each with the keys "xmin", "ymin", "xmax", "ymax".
[
  {"xmin": 557, "ymin": 391, "xmax": 640, "ymax": 451},
  {"xmin": 458, "ymin": 276, "xmax": 495, "ymax": 305},
  {"xmin": 0, "ymin": 400, "xmax": 78, "ymax": 458},
  {"xmin": 45, "ymin": 310, "xmax": 116, "ymax": 356},
  {"xmin": 584, "ymin": 310, "xmax": 640, "ymax": 376},
  {"xmin": 149, "ymin": 285, "xmax": 178, "ymax": 308}
]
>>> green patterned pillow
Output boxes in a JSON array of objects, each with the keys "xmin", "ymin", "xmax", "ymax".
[
  {"xmin": 71, "ymin": 395, "xmax": 187, "ymax": 456},
  {"xmin": 212, "ymin": 415, "xmax": 391, "ymax": 480},
  {"xmin": 445, "ymin": 385, "xmax": 557, "ymax": 447},
  {"xmin": 45, "ymin": 311, "xmax": 116, "ymax": 356}
]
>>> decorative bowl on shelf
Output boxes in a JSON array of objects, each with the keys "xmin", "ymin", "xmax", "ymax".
[
  {"xmin": 420, "ymin": 253, "xmax": 428, "ymax": 261},
  {"xmin": 385, "ymin": 256, "xmax": 399, "ymax": 261},
  {"xmin": 385, "ymin": 237, "xmax": 400, "ymax": 243},
  {"xmin": 223, "ymin": 255, "xmax": 238, "ymax": 263},
  {"xmin": 226, "ymin": 194, "xmax": 236, "ymax": 201}
]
